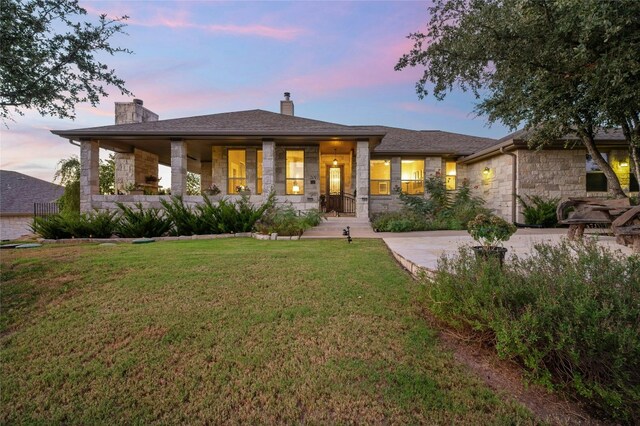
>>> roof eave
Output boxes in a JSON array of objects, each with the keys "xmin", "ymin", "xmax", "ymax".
[{"xmin": 50, "ymin": 130, "xmax": 386, "ymax": 138}]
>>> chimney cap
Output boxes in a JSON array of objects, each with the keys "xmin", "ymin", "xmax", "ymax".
[
  {"xmin": 284, "ymin": 92, "xmax": 291, "ymax": 100},
  {"xmin": 133, "ymin": 98, "xmax": 143, "ymax": 105}
]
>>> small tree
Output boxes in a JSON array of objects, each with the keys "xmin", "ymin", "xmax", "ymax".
[
  {"xmin": 186, "ymin": 172, "xmax": 201, "ymax": 196},
  {"xmin": 0, "ymin": 0, "xmax": 132, "ymax": 121},
  {"xmin": 54, "ymin": 153, "xmax": 117, "ymax": 212}
]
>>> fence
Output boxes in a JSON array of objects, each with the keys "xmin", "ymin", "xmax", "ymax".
[{"xmin": 34, "ymin": 202, "xmax": 60, "ymax": 218}]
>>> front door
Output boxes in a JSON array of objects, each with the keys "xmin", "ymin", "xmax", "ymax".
[{"xmin": 326, "ymin": 165, "xmax": 344, "ymax": 212}]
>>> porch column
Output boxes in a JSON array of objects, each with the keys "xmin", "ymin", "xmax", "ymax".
[
  {"xmin": 201, "ymin": 161, "xmax": 212, "ymax": 193},
  {"xmin": 246, "ymin": 148, "xmax": 257, "ymax": 194},
  {"xmin": 80, "ymin": 140, "xmax": 99, "ymax": 213},
  {"xmin": 355, "ymin": 139, "xmax": 370, "ymax": 219},
  {"xmin": 171, "ymin": 140, "xmax": 187, "ymax": 196},
  {"xmin": 262, "ymin": 139, "xmax": 275, "ymax": 194}
]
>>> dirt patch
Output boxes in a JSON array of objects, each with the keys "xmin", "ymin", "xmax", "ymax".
[{"xmin": 421, "ymin": 309, "xmax": 606, "ymax": 425}]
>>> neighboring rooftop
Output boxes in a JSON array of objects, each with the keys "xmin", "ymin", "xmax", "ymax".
[{"xmin": 0, "ymin": 170, "xmax": 64, "ymax": 215}]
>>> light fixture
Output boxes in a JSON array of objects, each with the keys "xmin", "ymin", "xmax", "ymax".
[
  {"xmin": 332, "ymin": 149, "xmax": 338, "ymax": 166},
  {"xmin": 292, "ymin": 181, "xmax": 300, "ymax": 194},
  {"xmin": 384, "ymin": 159, "xmax": 390, "ymax": 166},
  {"xmin": 483, "ymin": 167, "xmax": 491, "ymax": 175},
  {"xmin": 620, "ymin": 161, "xmax": 629, "ymax": 167}
]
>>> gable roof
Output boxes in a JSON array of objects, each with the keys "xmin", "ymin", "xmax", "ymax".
[
  {"xmin": 0, "ymin": 171, "xmax": 64, "ymax": 215},
  {"xmin": 52, "ymin": 109, "xmax": 382, "ymax": 138},
  {"xmin": 498, "ymin": 127, "xmax": 627, "ymax": 143}
]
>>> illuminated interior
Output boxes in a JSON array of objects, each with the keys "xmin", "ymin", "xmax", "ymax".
[
  {"xmin": 227, "ymin": 149, "xmax": 246, "ymax": 193},
  {"xmin": 445, "ymin": 161, "xmax": 457, "ymax": 190},
  {"xmin": 329, "ymin": 167, "xmax": 341, "ymax": 195},
  {"xmin": 256, "ymin": 150, "xmax": 263, "ymax": 194},
  {"xmin": 401, "ymin": 159, "xmax": 424, "ymax": 194},
  {"xmin": 370, "ymin": 159, "xmax": 391, "ymax": 195},
  {"xmin": 286, "ymin": 150, "xmax": 304, "ymax": 194}
]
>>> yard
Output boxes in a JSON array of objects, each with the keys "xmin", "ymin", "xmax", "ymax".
[{"xmin": 1, "ymin": 239, "xmax": 533, "ymax": 424}]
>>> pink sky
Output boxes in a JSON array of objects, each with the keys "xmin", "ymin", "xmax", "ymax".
[{"xmin": 1, "ymin": 1, "xmax": 509, "ymax": 183}]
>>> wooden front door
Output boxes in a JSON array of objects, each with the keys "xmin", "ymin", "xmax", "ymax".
[{"xmin": 326, "ymin": 165, "xmax": 344, "ymax": 212}]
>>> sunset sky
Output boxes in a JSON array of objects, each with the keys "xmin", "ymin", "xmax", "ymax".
[{"xmin": 1, "ymin": 1, "xmax": 511, "ymax": 184}]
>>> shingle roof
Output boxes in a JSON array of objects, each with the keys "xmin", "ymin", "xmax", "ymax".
[
  {"xmin": 354, "ymin": 125, "xmax": 498, "ymax": 155},
  {"xmin": 498, "ymin": 127, "xmax": 627, "ymax": 143},
  {"xmin": 0, "ymin": 171, "xmax": 64, "ymax": 215},
  {"xmin": 52, "ymin": 109, "xmax": 382, "ymax": 137}
]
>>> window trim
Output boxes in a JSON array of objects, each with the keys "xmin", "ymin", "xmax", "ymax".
[
  {"xmin": 586, "ymin": 153, "xmax": 608, "ymax": 192},
  {"xmin": 369, "ymin": 159, "xmax": 391, "ymax": 196},
  {"xmin": 400, "ymin": 158, "xmax": 425, "ymax": 195},
  {"xmin": 285, "ymin": 149, "xmax": 305, "ymax": 195},
  {"xmin": 256, "ymin": 149, "xmax": 263, "ymax": 195}
]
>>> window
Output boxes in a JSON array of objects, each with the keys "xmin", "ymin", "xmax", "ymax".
[
  {"xmin": 286, "ymin": 150, "xmax": 304, "ymax": 194},
  {"xmin": 256, "ymin": 150, "xmax": 263, "ymax": 195},
  {"xmin": 401, "ymin": 159, "xmax": 425, "ymax": 194},
  {"xmin": 631, "ymin": 171, "xmax": 639, "ymax": 192},
  {"xmin": 228, "ymin": 149, "xmax": 246, "ymax": 193},
  {"xmin": 370, "ymin": 159, "xmax": 391, "ymax": 195},
  {"xmin": 445, "ymin": 161, "xmax": 457, "ymax": 190},
  {"xmin": 586, "ymin": 153, "xmax": 608, "ymax": 192}
]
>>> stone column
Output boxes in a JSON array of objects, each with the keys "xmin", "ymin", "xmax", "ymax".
[
  {"xmin": 201, "ymin": 161, "xmax": 213, "ymax": 192},
  {"xmin": 262, "ymin": 139, "xmax": 275, "ymax": 194},
  {"xmin": 211, "ymin": 146, "xmax": 226, "ymax": 195},
  {"xmin": 80, "ymin": 140, "xmax": 99, "ymax": 213},
  {"xmin": 114, "ymin": 152, "xmax": 135, "ymax": 193},
  {"xmin": 391, "ymin": 156, "xmax": 401, "ymax": 193},
  {"xmin": 355, "ymin": 139, "xmax": 370, "ymax": 219},
  {"xmin": 171, "ymin": 140, "xmax": 187, "ymax": 196}
]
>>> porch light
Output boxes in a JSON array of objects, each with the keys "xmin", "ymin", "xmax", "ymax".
[
  {"xmin": 332, "ymin": 149, "xmax": 338, "ymax": 166},
  {"xmin": 384, "ymin": 159, "xmax": 390, "ymax": 166},
  {"xmin": 483, "ymin": 167, "xmax": 491, "ymax": 175},
  {"xmin": 620, "ymin": 161, "xmax": 629, "ymax": 167},
  {"xmin": 292, "ymin": 181, "xmax": 300, "ymax": 194}
]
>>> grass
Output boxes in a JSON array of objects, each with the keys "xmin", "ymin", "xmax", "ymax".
[{"xmin": 1, "ymin": 239, "xmax": 534, "ymax": 424}]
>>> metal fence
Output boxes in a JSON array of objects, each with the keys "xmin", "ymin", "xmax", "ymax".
[{"xmin": 34, "ymin": 202, "xmax": 60, "ymax": 218}]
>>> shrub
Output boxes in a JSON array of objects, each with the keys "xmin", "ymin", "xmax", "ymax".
[
  {"xmin": 161, "ymin": 196, "xmax": 208, "ymax": 236},
  {"xmin": 254, "ymin": 203, "xmax": 323, "ymax": 236},
  {"xmin": 116, "ymin": 203, "xmax": 172, "ymax": 238},
  {"xmin": 31, "ymin": 211, "xmax": 118, "ymax": 239},
  {"xmin": 371, "ymin": 211, "xmax": 433, "ymax": 232},
  {"xmin": 467, "ymin": 214, "xmax": 516, "ymax": 248},
  {"xmin": 424, "ymin": 240, "xmax": 640, "ymax": 422},
  {"xmin": 517, "ymin": 194, "xmax": 560, "ymax": 227}
]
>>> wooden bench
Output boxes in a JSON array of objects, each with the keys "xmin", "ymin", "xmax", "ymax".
[
  {"xmin": 612, "ymin": 205, "xmax": 640, "ymax": 253},
  {"xmin": 556, "ymin": 197, "xmax": 631, "ymax": 240}
]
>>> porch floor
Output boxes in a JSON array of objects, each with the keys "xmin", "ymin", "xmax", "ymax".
[{"xmin": 301, "ymin": 217, "xmax": 378, "ymax": 239}]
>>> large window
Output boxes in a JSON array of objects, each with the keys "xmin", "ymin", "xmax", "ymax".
[
  {"xmin": 445, "ymin": 161, "xmax": 457, "ymax": 190},
  {"xmin": 257, "ymin": 150, "xmax": 263, "ymax": 195},
  {"xmin": 370, "ymin": 159, "xmax": 391, "ymax": 195},
  {"xmin": 228, "ymin": 149, "xmax": 246, "ymax": 193},
  {"xmin": 586, "ymin": 153, "xmax": 608, "ymax": 192},
  {"xmin": 286, "ymin": 150, "xmax": 304, "ymax": 195},
  {"xmin": 401, "ymin": 159, "xmax": 425, "ymax": 194}
]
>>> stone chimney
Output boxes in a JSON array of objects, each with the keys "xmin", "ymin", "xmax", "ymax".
[
  {"xmin": 280, "ymin": 92, "xmax": 294, "ymax": 116},
  {"xmin": 115, "ymin": 98, "xmax": 159, "ymax": 124}
]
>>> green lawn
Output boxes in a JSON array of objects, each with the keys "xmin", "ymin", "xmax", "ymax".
[{"xmin": 1, "ymin": 239, "xmax": 534, "ymax": 424}]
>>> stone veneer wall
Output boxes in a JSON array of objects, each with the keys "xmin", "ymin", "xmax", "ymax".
[
  {"xmin": 0, "ymin": 215, "xmax": 33, "ymax": 240},
  {"xmin": 460, "ymin": 154, "xmax": 515, "ymax": 220}
]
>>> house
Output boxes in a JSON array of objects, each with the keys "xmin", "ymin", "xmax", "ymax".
[
  {"xmin": 51, "ymin": 93, "xmax": 637, "ymax": 222},
  {"xmin": 0, "ymin": 170, "xmax": 64, "ymax": 240}
]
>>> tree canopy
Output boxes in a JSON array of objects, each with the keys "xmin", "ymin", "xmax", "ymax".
[
  {"xmin": 396, "ymin": 0, "xmax": 640, "ymax": 197},
  {"xmin": 0, "ymin": 0, "xmax": 132, "ymax": 121}
]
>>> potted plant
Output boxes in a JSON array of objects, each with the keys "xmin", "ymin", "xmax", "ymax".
[
  {"xmin": 145, "ymin": 175, "xmax": 160, "ymax": 185},
  {"xmin": 467, "ymin": 213, "xmax": 517, "ymax": 263},
  {"xmin": 204, "ymin": 184, "xmax": 221, "ymax": 196},
  {"xmin": 236, "ymin": 185, "xmax": 251, "ymax": 196}
]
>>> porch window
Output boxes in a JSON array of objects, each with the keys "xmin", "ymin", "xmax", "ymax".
[
  {"xmin": 586, "ymin": 153, "xmax": 608, "ymax": 192},
  {"xmin": 370, "ymin": 159, "xmax": 391, "ymax": 195},
  {"xmin": 401, "ymin": 159, "xmax": 425, "ymax": 194},
  {"xmin": 445, "ymin": 161, "xmax": 457, "ymax": 190},
  {"xmin": 257, "ymin": 150, "xmax": 263, "ymax": 195},
  {"xmin": 286, "ymin": 150, "xmax": 304, "ymax": 195},
  {"xmin": 228, "ymin": 149, "xmax": 247, "ymax": 193}
]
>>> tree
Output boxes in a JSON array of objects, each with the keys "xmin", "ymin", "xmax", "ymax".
[
  {"xmin": 187, "ymin": 172, "xmax": 201, "ymax": 196},
  {"xmin": 396, "ymin": 0, "xmax": 640, "ymax": 198},
  {"xmin": 0, "ymin": 0, "xmax": 132, "ymax": 120},
  {"xmin": 53, "ymin": 153, "xmax": 116, "ymax": 212}
]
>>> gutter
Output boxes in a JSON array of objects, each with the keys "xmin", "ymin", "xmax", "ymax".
[
  {"xmin": 459, "ymin": 140, "xmax": 517, "ymax": 163},
  {"xmin": 500, "ymin": 147, "xmax": 518, "ymax": 223}
]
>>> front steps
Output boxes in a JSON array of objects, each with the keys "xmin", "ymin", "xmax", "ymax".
[{"xmin": 302, "ymin": 216, "xmax": 378, "ymax": 239}]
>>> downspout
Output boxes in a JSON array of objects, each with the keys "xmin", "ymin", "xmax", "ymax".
[
  {"xmin": 500, "ymin": 147, "xmax": 517, "ymax": 223},
  {"xmin": 68, "ymin": 138, "xmax": 81, "ymax": 147}
]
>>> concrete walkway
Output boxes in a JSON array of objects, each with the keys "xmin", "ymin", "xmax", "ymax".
[
  {"xmin": 301, "ymin": 216, "xmax": 378, "ymax": 239},
  {"xmin": 382, "ymin": 228, "xmax": 634, "ymax": 272}
]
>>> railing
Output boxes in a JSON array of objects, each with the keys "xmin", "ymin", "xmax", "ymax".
[
  {"xmin": 327, "ymin": 193, "xmax": 356, "ymax": 214},
  {"xmin": 34, "ymin": 202, "xmax": 60, "ymax": 218}
]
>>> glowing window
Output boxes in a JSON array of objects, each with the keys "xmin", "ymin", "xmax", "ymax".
[
  {"xmin": 286, "ymin": 150, "xmax": 304, "ymax": 195},
  {"xmin": 401, "ymin": 159, "xmax": 424, "ymax": 194},
  {"xmin": 370, "ymin": 159, "xmax": 391, "ymax": 195},
  {"xmin": 445, "ymin": 161, "xmax": 457, "ymax": 190},
  {"xmin": 228, "ymin": 149, "xmax": 246, "ymax": 193},
  {"xmin": 257, "ymin": 150, "xmax": 263, "ymax": 195}
]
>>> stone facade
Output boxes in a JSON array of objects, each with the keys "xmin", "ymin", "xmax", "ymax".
[
  {"xmin": 0, "ymin": 215, "xmax": 33, "ymax": 240},
  {"xmin": 114, "ymin": 99, "xmax": 158, "ymax": 124},
  {"xmin": 80, "ymin": 140, "xmax": 99, "ymax": 213},
  {"xmin": 115, "ymin": 149, "xmax": 160, "ymax": 193},
  {"xmin": 355, "ymin": 141, "xmax": 370, "ymax": 218},
  {"xmin": 459, "ymin": 153, "xmax": 515, "ymax": 220},
  {"xmin": 171, "ymin": 141, "xmax": 188, "ymax": 196}
]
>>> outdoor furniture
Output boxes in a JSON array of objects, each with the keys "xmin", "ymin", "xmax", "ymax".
[
  {"xmin": 611, "ymin": 205, "xmax": 640, "ymax": 253},
  {"xmin": 556, "ymin": 197, "xmax": 631, "ymax": 240}
]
